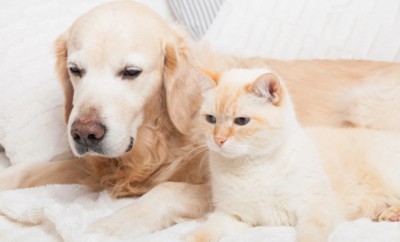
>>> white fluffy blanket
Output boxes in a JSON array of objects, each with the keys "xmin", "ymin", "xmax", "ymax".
[{"xmin": 0, "ymin": 184, "xmax": 399, "ymax": 242}]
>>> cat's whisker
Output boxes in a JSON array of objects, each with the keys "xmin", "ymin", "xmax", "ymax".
[
  {"xmin": 171, "ymin": 140, "xmax": 207, "ymax": 151},
  {"xmin": 186, "ymin": 145, "xmax": 208, "ymax": 156},
  {"xmin": 189, "ymin": 147, "xmax": 208, "ymax": 159},
  {"xmin": 186, "ymin": 146, "xmax": 208, "ymax": 161},
  {"xmin": 185, "ymin": 143, "xmax": 208, "ymax": 153}
]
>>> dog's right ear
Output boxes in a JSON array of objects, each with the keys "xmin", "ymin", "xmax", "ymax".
[
  {"xmin": 195, "ymin": 67, "xmax": 217, "ymax": 93},
  {"xmin": 54, "ymin": 31, "xmax": 73, "ymax": 123}
]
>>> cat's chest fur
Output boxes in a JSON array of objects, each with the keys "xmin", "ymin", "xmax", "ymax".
[{"xmin": 209, "ymin": 136, "xmax": 324, "ymax": 227}]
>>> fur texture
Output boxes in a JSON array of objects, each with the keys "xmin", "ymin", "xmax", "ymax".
[
  {"xmin": 1, "ymin": 1, "xmax": 400, "ymax": 238},
  {"xmin": 184, "ymin": 69, "xmax": 400, "ymax": 242}
]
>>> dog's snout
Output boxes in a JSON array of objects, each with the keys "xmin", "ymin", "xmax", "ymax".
[{"xmin": 71, "ymin": 116, "xmax": 106, "ymax": 146}]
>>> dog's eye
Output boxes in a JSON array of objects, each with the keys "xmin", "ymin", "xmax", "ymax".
[
  {"xmin": 122, "ymin": 67, "xmax": 142, "ymax": 80},
  {"xmin": 205, "ymin": 114, "xmax": 217, "ymax": 124},
  {"xmin": 234, "ymin": 117, "xmax": 250, "ymax": 126},
  {"xmin": 68, "ymin": 65, "xmax": 83, "ymax": 77}
]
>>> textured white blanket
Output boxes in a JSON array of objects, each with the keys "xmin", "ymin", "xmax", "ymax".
[
  {"xmin": 0, "ymin": 185, "xmax": 195, "ymax": 242},
  {"xmin": 0, "ymin": 184, "xmax": 399, "ymax": 242}
]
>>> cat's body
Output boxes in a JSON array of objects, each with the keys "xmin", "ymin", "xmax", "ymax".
[
  {"xmin": 184, "ymin": 69, "xmax": 400, "ymax": 242},
  {"xmin": 210, "ymin": 125, "xmax": 334, "ymax": 227}
]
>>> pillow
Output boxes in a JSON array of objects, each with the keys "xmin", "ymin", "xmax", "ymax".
[
  {"xmin": 168, "ymin": 0, "xmax": 225, "ymax": 39},
  {"xmin": 203, "ymin": 0, "xmax": 400, "ymax": 62}
]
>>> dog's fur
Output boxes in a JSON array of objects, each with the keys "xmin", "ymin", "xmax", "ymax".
[
  {"xmin": 1, "ymin": 0, "xmax": 400, "ymax": 237},
  {"xmin": 53, "ymin": 1, "xmax": 210, "ymax": 197}
]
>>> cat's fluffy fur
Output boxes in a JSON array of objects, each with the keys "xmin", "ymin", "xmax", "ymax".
[{"xmin": 184, "ymin": 69, "xmax": 400, "ymax": 242}]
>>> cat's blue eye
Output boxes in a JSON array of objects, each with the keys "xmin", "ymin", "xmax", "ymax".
[
  {"xmin": 205, "ymin": 114, "xmax": 217, "ymax": 124},
  {"xmin": 234, "ymin": 117, "xmax": 250, "ymax": 126}
]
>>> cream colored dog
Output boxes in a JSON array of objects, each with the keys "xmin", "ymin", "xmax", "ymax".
[{"xmin": 0, "ymin": 0, "xmax": 399, "ymax": 238}]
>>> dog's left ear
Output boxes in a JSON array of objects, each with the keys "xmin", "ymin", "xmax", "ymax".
[
  {"xmin": 163, "ymin": 28, "xmax": 207, "ymax": 134},
  {"xmin": 54, "ymin": 30, "xmax": 73, "ymax": 123}
]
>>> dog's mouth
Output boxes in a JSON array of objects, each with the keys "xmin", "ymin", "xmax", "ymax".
[
  {"xmin": 74, "ymin": 136, "xmax": 135, "ymax": 156},
  {"xmin": 75, "ymin": 143, "xmax": 104, "ymax": 156},
  {"xmin": 125, "ymin": 136, "xmax": 134, "ymax": 152}
]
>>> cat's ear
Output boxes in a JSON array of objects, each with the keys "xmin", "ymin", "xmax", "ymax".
[
  {"xmin": 247, "ymin": 73, "xmax": 284, "ymax": 106},
  {"xmin": 198, "ymin": 68, "xmax": 220, "ymax": 83},
  {"xmin": 195, "ymin": 68, "xmax": 218, "ymax": 92}
]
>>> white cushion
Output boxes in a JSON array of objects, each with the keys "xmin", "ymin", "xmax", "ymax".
[
  {"xmin": 203, "ymin": 0, "xmax": 400, "ymax": 62},
  {"xmin": 168, "ymin": 0, "xmax": 225, "ymax": 39}
]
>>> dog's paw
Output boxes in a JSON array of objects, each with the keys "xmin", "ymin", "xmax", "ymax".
[{"xmin": 377, "ymin": 206, "xmax": 400, "ymax": 222}]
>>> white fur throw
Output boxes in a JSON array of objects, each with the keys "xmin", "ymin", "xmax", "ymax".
[{"xmin": 0, "ymin": 184, "xmax": 399, "ymax": 241}]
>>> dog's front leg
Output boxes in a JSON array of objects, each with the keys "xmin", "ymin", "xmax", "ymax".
[
  {"xmin": 0, "ymin": 159, "xmax": 88, "ymax": 190},
  {"xmin": 87, "ymin": 182, "xmax": 211, "ymax": 238}
]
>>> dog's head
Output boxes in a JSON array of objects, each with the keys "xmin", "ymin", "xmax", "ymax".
[{"xmin": 55, "ymin": 1, "xmax": 202, "ymax": 157}]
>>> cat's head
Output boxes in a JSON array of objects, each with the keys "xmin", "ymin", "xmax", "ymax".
[{"xmin": 199, "ymin": 68, "xmax": 296, "ymax": 159}]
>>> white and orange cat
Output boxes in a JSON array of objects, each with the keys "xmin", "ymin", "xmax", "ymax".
[{"xmin": 184, "ymin": 69, "xmax": 400, "ymax": 242}]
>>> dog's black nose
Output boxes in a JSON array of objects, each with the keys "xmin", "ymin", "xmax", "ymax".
[{"xmin": 71, "ymin": 115, "xmax": 106, "ymax": 146}]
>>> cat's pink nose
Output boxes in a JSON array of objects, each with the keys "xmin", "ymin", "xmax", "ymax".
[{"xmin": 214, "ymin": 137, "xmax": 227, "ymax": 147}]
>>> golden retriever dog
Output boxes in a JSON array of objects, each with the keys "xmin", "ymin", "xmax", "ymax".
[{"xmin": 1, "ymin": 0, "xmax": 400, "ymax": 238}]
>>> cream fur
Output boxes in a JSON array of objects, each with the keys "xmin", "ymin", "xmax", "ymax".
[
  {"xmin": 336, "ymin": 75, "xmax": 400, "ymax": 131},
  {"xmin": 0, "ymin": 1, "xmax": 400, "ymax": 239},
  {"xmin": 185, "ymin": 69, "xmax": 400, "ymax": 242}
]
